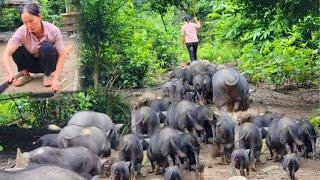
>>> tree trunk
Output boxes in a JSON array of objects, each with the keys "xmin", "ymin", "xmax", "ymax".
[{"xmin": 93, "ymin": 58, "xmax": 99, "ymax": 88}]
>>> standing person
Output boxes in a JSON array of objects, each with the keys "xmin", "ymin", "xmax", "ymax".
[
  {"xmin": 181, "ymin": 15, "xmax": 201, "ymax": 61},
  {"xmin": 1, "ymin": 2, "xmax": 66, "ymax": 92}
]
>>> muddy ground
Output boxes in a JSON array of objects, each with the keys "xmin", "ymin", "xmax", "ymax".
[
  {"xmin": 0, "ymin": 84, "xmax": 319, "ymax": 180},
  {"xmin": 119, "ymin": 85, "xmax": 320, "ymax": 180}
]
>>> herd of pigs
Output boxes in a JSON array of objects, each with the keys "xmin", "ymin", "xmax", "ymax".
[{"xmin": 0, "ymin": 60, "xmax": 318, "ymax": 180}]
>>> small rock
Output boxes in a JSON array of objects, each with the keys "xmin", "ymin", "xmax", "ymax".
[
  {"xmin": 0, "ymin": 31, "xmax": 14, "ymax": 42},
  {"xmin": 68, "ymin": 33, "xmax": 79, "ymax": 39},
  {"xmin": 257, "ymin": 174, "xmax": 264, "ymax": 179},
  {"xmin": 228, "ymin": 176, "xmax": 248, "ymax": 180},
  {"xmin": 217, "ymin": 65, "xmax": 226, "ymax": 70},
  {"xmin": 260, "ymin": 165, "xmax": 279, "ymax": 173},
  {"xmin": 207, "ymin": 164, "xmax": 213, "ymax": 168},
  {"xmin": 0, "ymin": 34, "xmax": 8, "ymax": 42}
]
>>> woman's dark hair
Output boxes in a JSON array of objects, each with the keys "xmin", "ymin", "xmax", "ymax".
[
  {"xmin": 183, "ymin": 15, "xmax": 191, "ymax": 22},
  {"xmin": 20, "ymin": 3, "xmax": 40, "ymax": 16}
]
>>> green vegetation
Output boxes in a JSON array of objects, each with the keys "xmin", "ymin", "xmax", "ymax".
[
  {"xmin": 38, "ymin": 0, "xmax": 66, "ymax": 25},
  {"xmin": 0, "ymin": 8, "xmax": 21, "ymax": 32},
  {"xmin": 0, "ymin": 0, "xmax": 66, "ymax": 32},
  {"xmin": 1, "ymin": 0, "xmax": 318, "ymax": 88},
  {"xmin": 78, "ymin": 0, "xmax": 181, "ymax": 88},
  {"xmin": 310, "ymin": 108, "xmax": 320, "ymax": 127},
  {"xmin": 77, "ymin": 0, "xmax": 319, "ymax": 89},
  {"xmin": 204, "ymin": 0, "xmax": 319, "ymax": 87}
]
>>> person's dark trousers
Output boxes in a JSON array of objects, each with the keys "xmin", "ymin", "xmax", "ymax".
[
  {"xmin": 186, "ymin": 42, "xmax": 198, "ymax": 61},
  {"xmin": 12, "ymin": 41, "xmax": 58, "ymax": 76}
]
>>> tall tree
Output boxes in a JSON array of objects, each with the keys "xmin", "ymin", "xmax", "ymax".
[{"xmin": 77, "ymin": 0, "xmax": 129, "ymax": 88}]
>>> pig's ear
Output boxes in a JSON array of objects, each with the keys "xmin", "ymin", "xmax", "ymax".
[
  {"xmin": 97, "ymin": 159, "xmax": 108, "ymax": 175},
  {"xmin": 106, "ymin": 129, "xmax": 114, "ymax": 138},
  {"xmin": 100, "ymin": 159, "xmax": 108, "ymax": 166},
  {"xmin": 241, "ymin": 113, "xmax": 250, "ymax": 121},
  {"xmin": 237, "ymin": 121, "xmax": 241, "ymax": 126},
  {"xmin": 157, "ymin": 112, "xmax": 166, "ymax": 122},
  {"xmin": 226, "ymin": 143, "xmax": 233, "ymax": 149},
  {"xmin": 245, "ymin": 149, "xmax": 250, "ymax": 155},
  {"xmin": 115, "ymin": 124, "xmax": 124, "ymax": 131},
  {"xmin": 61, "ymin": 139, "xmax": 68, "ymax": 148},
  {"xmin": 144, "ymin": 138, "xmax": 150, "ymax": 144},
  {"xmin": 125, "ymin": 161, "xmax": 131, "ymax": 168}
]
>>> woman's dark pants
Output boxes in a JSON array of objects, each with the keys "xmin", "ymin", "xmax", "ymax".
[
  {"xmin": 12, "ymin": 41, "xmax": 58, "ymax": 76},
  {"xmin": 186, "ymin": 42, "xmax": 198, "ymax": 61}
]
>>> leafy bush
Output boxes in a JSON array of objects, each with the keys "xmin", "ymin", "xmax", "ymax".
[
  {"xmin": 310, "ymin": 108, "xmax": 320, "ymax": 127},
  {"xmin": 0, "ymin": 8, "xmax": 21, "ymax": 32},
  {"xmin": 118, "ymin": 9, "xmax": 179, "ymax": 87},
  {"xmin": 79, "ymin": 1, "xmax": 179, "ymax": 88},
  {"xmin": 240, "ymin": 37, "xmax": 318, "ymax": 86},
  {"xmin": 203, "ymin": 0, "xmax": 320, "ymax": 87},
  {"xmin": 0, "ymin": 100, "xmax": 17, "ymax": 124},
  {"xmin": 198, "ymin": 41, "xmax": 241, "ymax": 64},
  {"xmin": 38, "ymin": 0, "xmax": 66, "ymax": 25},
  {"xmin": 0, "ymin": 1, "xmax": 66, "ymax": 31},
  {"xmin": 238, "ymin": 15, "xmax": 319, "ymax": 86}
]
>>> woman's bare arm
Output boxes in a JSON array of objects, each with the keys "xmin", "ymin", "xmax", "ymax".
[
  {"xmin": 194, "ymin": 17, "xmax": 201, "ymax": 29},
  {"xmin": 50, "ymin": 48, "xmax": 67, "ymax": 92},
  {"xmin": 2, "ymin": 45, "xmax": 19, "ymax": 81}
]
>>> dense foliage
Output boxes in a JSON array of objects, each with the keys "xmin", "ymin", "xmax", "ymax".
[
  {"xmin": 38, "ymin": 0, "xmax": 66, "ymax": 25},
  {"xmin": 204, "ymin": 0, "xmax": 319, "ymax": 87},
  {"xmin": 2, "ymin": 0, "xmax": 318, "ymax": 88},
  {"xmin": 78, "ymin": 0, "xmax": 319, "ymax": 89},
  {"xmin": 78, "ymin": 0, "xmax": 180, "ymax": 88},
  {"xmin": 0, "ymin": 0, "xmax": 66, "ymax": 32},
  {"xmin": 311, "ymin": 108, "xmax": 320, "ymax": 127},
  {"xmin": 0, "ymin": 8, "xmax": 21, "ymax": 32}
]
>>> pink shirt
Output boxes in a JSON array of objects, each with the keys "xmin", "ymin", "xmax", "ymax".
[
  {"xmin": 181, "ymin": 22, "xmax": 200, "ymax": 43},
  {"xmin": 8, "ymin": 21, "xmax": 64, "ymax": 57}
]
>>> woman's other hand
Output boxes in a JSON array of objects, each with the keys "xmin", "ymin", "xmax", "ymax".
[{"xmin": 51, "ymin": 78, "xmax": 60, "ymax": 92}]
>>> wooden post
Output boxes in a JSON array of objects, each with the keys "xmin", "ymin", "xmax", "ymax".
[
  {"xmin": 60, "ymin": 12, "xmax": 79, "ymax": 36},
  {"xmin": 64, "ymin": 0, "xmax": 69, "ymax": 13}
]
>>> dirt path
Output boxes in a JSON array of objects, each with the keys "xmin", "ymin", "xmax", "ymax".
[
  {"xmin": 0, "ymin": 32, "xmax": 80, "ymax": 94},
  {"xmin": 133, "ymin": 142, "xmax": 320, "ymax": 180}
]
